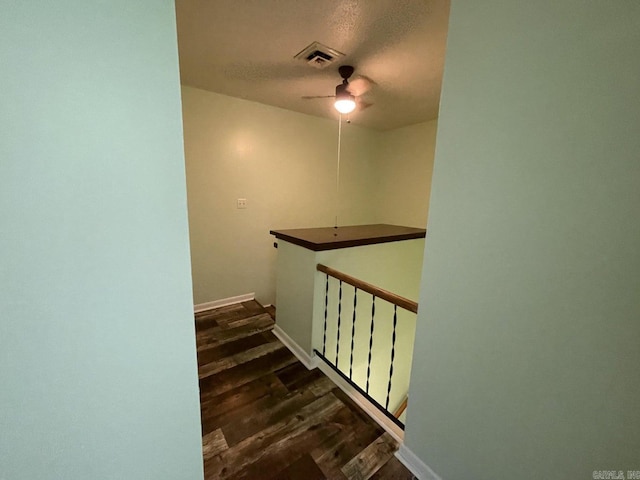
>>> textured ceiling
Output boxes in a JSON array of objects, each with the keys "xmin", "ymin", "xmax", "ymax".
[{"xmin": 175, "ymin": 0, "xmax": 450, "ymax": 131}]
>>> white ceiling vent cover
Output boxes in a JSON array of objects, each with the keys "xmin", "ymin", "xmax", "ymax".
[{"xmin": 294, "ymin": 41, "xmax": 345, "ymax": 69}]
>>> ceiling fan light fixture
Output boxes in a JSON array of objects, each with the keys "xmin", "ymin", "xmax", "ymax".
[
  {"xmin": 334, "ymin": 82, "xmax": 356, "ymax": 114},
  {"xmin": 334, "ymin": 96, "xmax": 356, "ymax": 114}
]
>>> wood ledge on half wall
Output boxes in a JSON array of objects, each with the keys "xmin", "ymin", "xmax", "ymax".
[{"xmin": 269, "ymin": 224, "xmax": 426, "ymax": 252}]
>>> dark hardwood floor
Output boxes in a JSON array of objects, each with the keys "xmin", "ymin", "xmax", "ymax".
[{"xmin": 196, "ymin": 300, "xmax": 415, "ymax": 480}]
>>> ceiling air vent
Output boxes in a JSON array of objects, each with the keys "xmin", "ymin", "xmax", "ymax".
[{"xmin": 294, "ymin": 41, "xmax": 345, "ymax": 69}]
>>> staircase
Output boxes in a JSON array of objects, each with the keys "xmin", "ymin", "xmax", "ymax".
[{"xmin": 195, "ymin": 300, "xmax": 415, "ymax": 480}]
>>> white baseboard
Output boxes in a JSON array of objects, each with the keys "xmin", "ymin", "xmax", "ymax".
[
  {"xmin": 395, "ymin": 444, "xmax": 443, "ymax": 480},
  {"xmin": 315, "ymin": 360, "xmax": 404, "ymax": 444},
  {"xmin": 272, "ymin": 325, "xmax": 318, "ymax": 370},
  {"xmin": 194, "ymin": 293, "xmax": 255, "ymax": 313}
]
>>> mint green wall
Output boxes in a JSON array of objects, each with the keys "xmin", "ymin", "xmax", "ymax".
[
  {"xmin": 0, "ymin": 2, "xmax": 203, "ymax": 479},
  {"xmin": 405, "ymin": 1, "xmax": 640, "ymax": 479}
]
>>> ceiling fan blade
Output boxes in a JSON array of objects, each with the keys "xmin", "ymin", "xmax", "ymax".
[
  {"xmin": 356, "ymin": 99, "xmax": 373, "ymax": 111},
  {"xmin": 347, "ymin": 76, "xmax": 374, "ymax": 97},
  {"xmin": 301, "ymin": 95, "xmax": 335, "ymax": 100}
]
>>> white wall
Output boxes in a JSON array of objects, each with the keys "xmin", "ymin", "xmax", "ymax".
[
  {"xmin": 405, "ymin": 1, "xmax": 640, "ymax": 479},
  {"xmin": 182, "ymin": 86, "xmax": 379, "ymax": 305},
  {"xmin": 375, "ymin": 120, "xmax": 438, "ymax": 228},
  {"xmin": 0, "ymin": 2, "xmax": 203, "ymax": 478},
  {"xmin": 182, "ymin": 86, "xmax": 436, "ymax": 306}
]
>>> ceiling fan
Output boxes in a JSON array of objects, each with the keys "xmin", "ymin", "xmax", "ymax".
[{"xmin": 302, "ymin": 65, "xmax": 373, "ymax": 114}]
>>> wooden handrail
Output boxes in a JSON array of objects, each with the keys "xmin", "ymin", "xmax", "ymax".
[
  {"xmin": 393, "ymin": 396, "xmax": 408, "ymax": 418},
  {"xmin": 316, "ymin": 264, "xmax": 418, "ymax": 314}
]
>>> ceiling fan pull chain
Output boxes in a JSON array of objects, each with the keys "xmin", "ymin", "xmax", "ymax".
[{"xmin": 335, "ymin": 114, "xmax": 342, "ymax": 231}]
